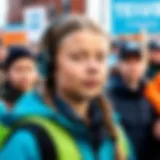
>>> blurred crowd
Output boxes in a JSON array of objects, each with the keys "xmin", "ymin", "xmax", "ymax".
[{"xmin": 0, "ymin": 15, "xmax": 160, "ymax": 160}]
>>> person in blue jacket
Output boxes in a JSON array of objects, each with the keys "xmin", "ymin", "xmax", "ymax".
[
  {"xmin": 0, "ymin": 15, "xmax": 134, "ymax": 160},
  {"xmin": 0, "ymin": 46, "xmax": 38, "ymax": 113}
]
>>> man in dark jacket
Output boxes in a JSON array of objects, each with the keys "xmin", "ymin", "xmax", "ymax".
[{"xmin": 108, "ymin": 42, "xmax": 156, "ymax": 160}]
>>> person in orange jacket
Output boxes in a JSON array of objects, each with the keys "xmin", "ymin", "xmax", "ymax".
[
  {"xmin": 145, "ymin": 72, "xmax": 160, "ymax": 115},
  {"xmin": 145, "ymin": 72, "xmax": 160, "ymax": 160}
]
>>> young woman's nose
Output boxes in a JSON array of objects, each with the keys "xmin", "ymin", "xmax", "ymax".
[{"xmin": 86, "ymin": 59, "xmax": 100, "ymax": 75}]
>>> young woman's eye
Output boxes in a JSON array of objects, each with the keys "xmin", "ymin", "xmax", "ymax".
[{"xmin": 69, "ymin": 52, "xmax": 84, "ymax": 61}]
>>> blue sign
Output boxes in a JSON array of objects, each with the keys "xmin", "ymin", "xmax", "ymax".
[
  {"xmin": 111, "ymin": 0, "xmax": 160, "ymax": 34},
  {"xmin": 27, "ymin": 13, "xmax": 40, "ymax": 30}
]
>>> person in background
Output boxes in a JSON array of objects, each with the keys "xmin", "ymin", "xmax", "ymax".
[
  {"xmin": 108, "ymin": 42, "xmax": 155, "ymax": 160},
  {"xmin": 144, "ymin": 72, "xmax": 160, "ymax": 160},
  {"xmin": 145, "ymin": 73, "xmax": 160, "ymax": 115},
  {"xmin": 0, "ymin": 16, "xmax": 134, "ymax": 160},
  {"xmin": 0, "ymin": 46, "xmax": 38, "ymax": 113},
  {"xmin": 147, "ymin": 40, "xmax": 160, "ymax": 79}
]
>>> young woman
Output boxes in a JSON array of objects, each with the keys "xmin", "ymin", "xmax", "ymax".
[{"xmin": 0, "ymin": 16, "xmax": 134, "ymax": 160}]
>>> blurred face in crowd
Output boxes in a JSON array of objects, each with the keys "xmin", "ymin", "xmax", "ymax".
[
  {"xmin": 55, "ymin": 29, "xmax": 108, "ymax": 100},
  {"xmin": 7, "ymin": 58, "xmax": 38, "ymax": 92},
  {"xmin": 119, "ymin": 56, "xmax": 147, "ymax": 84},
  {"xmin": 149, "ymin": 50, "xmax": 160, "ymax": 65}
]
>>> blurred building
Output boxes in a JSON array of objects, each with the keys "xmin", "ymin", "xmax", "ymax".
[
  {"xmin": 3, "ymin": 0, "xmax": 85, "ymax": 46},
  {"xmin": 8, "ymin": 0, "xmax": 85, "ymax": 24}
]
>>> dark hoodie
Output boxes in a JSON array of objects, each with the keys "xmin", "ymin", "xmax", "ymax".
[{"xmin": 108, "ymin": 77, "xmax": 154, "ymax": 160}]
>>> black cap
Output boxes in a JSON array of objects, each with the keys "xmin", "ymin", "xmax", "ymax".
[
  {"xmin": 119, "ymin": 42, "xmax": 142, "ymax": 60},
  {"xmin": 148, "ymin": 41, "xmax": 160, "ymax": 51},
  {"xmin": 5, "ymin": 46, "xmax": 34, "ymax": 70}
]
